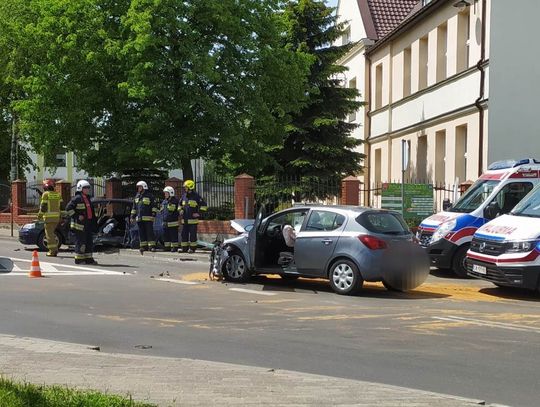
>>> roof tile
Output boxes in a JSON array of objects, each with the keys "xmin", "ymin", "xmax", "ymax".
[{"xmin": 367, "ymin": 0, "xmax": 419, "ymax": 39}]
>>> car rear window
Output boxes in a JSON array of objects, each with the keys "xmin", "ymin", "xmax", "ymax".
[{"xmin": 356, "ymin": 212, "xmax": 410, "ymax": 235}]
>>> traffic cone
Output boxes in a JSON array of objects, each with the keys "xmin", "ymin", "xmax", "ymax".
[{"xmin": 29, "ymin": 250, "xmax": 43, "ymax": 278}]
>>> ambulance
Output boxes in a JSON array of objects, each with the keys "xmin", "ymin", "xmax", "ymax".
[
  {"xmin": 417, "ymin": 159, "xmax": 540, "ymax": 277},
  {"xmin": 466, "ymin": 181, "xmax": 540, "ymax": 292}
]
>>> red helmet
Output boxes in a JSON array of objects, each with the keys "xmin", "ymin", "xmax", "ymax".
[{"xmin": 43, "ymin": 179, "xmax": 55, "ymax": 190}]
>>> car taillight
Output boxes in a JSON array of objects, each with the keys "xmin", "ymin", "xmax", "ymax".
[{"xmin": 358, "ymin": 235, "xmax": 387, "ymax": 250}]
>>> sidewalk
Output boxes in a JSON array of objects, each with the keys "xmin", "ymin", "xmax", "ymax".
[{"xmin": 0, "ymin": 334, "xmax": 491, "ymax": 406}]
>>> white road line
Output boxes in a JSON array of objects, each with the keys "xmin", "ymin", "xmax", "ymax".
[
  {"xmin": 154, "ymin": 278, "xmax": 199, "ymax": 285},
  {"xmin": 8, "ymin": 257, "xmax": 124, "ymax": 275},
  {"xmin": 432, "ymin": 316, "xmax": 540, "ymax": 333},
  {"xmin": 229, "ymin": 288, "xmax": 277, "ymax": 296}
]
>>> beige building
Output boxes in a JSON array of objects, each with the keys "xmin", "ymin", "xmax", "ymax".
[{"xmin": 364, "ymin": 0, "xmax": 490, "ymax": 193}]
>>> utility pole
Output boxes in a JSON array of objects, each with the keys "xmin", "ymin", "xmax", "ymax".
[{"xmin": 9, "ymin": 115, "xmax": 18, "ymax": 182}]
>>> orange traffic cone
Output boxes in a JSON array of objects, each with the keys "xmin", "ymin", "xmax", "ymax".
[{"xmin": 29, "ymin": 250, "xmax": 43, "ymax": 278}]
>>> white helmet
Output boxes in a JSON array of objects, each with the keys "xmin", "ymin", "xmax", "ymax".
[
  {"xmin": 163, "ymin": 186, "xmax": 175, "ymax": 196},
  {"xmin": 136, "ymin": 181, "xmax": 148, "ymax": 190},
  {"xmin": 76, "ymin": 180, "xmax": 91, "ymax": 192}
]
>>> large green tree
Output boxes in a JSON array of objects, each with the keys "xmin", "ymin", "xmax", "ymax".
[
  {"xmin": 268, "ymin": 0, "xmax": 365, "ymax": 182},
  {"xmin": 3, "ymin": 0, "xmax": 311, "ymax": 178}
]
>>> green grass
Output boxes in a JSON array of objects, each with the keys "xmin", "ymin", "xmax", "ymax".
[{"xmin": 0, "ymin": 377, "xmax": 155, "ymax": 407}]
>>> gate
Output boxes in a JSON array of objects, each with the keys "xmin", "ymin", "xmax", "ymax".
[{"xmin": 196, "ymin": 176, "xmax": 234, "ymax": 220}]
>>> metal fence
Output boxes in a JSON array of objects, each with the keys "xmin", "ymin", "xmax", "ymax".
[
  {"xmin": 254, "ymin": 176, "xmax": 341, "ymax": 215},
  {"xmin": 196, "ymin": 176, "xmax": 234, "ymax": 220},
  {"xmin": 70, "ymin": 178, "xmax": 106, "ymax": 198},
  {"xmin": 0, "ymin": 182, "xmax": 10, "ymax": 214},
  {"xmin": 25, "ymin": 181, "xmax": 42, "ymax": 208}
]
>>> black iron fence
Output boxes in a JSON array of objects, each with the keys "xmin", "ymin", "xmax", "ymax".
[
  {"xmin": 25, "ymin": 181, "xmax": 42, "ymax": 208},
  {"xmin": 196, "ymin": 176, "xmax": 234, "ymax": 220},
  {"xmin": 254, "ymin": 176, "xmax": 341, "ymax": 215},
  {"xmin": 0, "ymin": 182, "xmax": 10, "ymax": 213}
]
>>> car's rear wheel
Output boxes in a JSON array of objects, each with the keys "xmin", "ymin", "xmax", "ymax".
[
  {"xmin": 223, "ymin": 250, "xmax": 250, "ymax": 283},
  {"xmin": 37, "ymin": 231, "xmax": 62, "ymax": 252},
  {"xmin": 452, "ymin": 245, "xmax": 471, "ymax": 278},
  {"xmin": 329, "ymin": 259, "xmax": 363, "ymax": 295}
]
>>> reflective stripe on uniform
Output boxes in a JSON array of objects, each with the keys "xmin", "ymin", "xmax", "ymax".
[
  {"xmin": 75, "ymin": 253, "xmax": 91, "ymax": 260},
  {"xmin": 148, "ymin": 241, "xmax": 156, "ymax": 247},
  {"xmin": 140, "ymin": 241, "xmax": 148, "ymax": 247},
  {"xmin": 181, "ymin": 242, "xmax": 189, "ymax": 247},
  {"xmin": 188, "ymin": 200, "xmax": 198, "ymax": 208},
  {"xmin": 70, "ymin": 222, "xmax": 84, "ymax": 231},
  {"xmin": 43, "ymin": 214, "xmax": 60, "ymax": 220},
  {"xmin": 171, "ymin": 243, "xmax": 179, "ymax": 248},
  {"xmin": 187, "ymin": 219, "xmax": 199, "ymax": 225},
  {"xmin": 164, "ymin": 242, "xmax": 171, "ymax": 248},
  {"xmin": 189, "ymin": 242, "xmax": 198, "ymax": 247},
  {"xmin": 130, "ymin": 209, "xmax": 136, "ymax": 215},
  {"xmin": 142, "ymin": 197, "xmax": 151, "ymax": 204},
  {"xmin": 66, "ymin": 210, "xmax": 76, "ymax": 216},
  {"xmin": 141, "ymin": 216, "xmax": 154, "ymax": 222},
  {"xmin": 166, "ymin": 221, "xmax": 179, "ymax": 227},
  {"xmin": 199, "ymin": 206, "xmax": 208, "ymax": 211},
  {"xmin": 167, "ymin": 204, "xmax": 177, "ymax": 211},
  {"xmin": 76, "ymin": 203, "xmax": 86, "ymax": 210}
]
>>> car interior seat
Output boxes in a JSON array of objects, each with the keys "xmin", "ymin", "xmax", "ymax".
[{"xmin": 278, "ymin": 224, "xmax": 296, "ymax": 268}]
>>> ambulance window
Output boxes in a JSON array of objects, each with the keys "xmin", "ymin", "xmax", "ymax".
[
  {"xmin": 450, "ymin": 179, "xmax": 499, "ymax": 213},
  {"xmin": 513, "ymin": 183, "xmax": 540, "ymax": 217},
  {"xmin": 491, "ymin": 182, "xmax": 533, "ymax": 215}
]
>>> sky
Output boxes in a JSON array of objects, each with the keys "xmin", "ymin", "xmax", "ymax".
[{"xmin": 326, "ymin": 0, "xmax": 339, "ymax": 8}]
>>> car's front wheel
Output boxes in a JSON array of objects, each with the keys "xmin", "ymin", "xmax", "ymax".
[
  {"xmin": 329, "ymin": 259, "xmax": 363, "ymax": 295},
  {"xmin": 223, "ymin": 250, "xmax": 250, "ymax": 283}
]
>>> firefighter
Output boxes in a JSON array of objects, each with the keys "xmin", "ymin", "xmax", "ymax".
[
  {"xmin": 161, "ymin": 186, "xmax": 180, "ymax": 252},
  {"xmin": 131, "ymin": 181, "xmax": 158, "ymax": 253},
  {"xmin": 66, "ymin": 180, "xmax": 97, "ymax": 265},
  {"xmin": 180, "ymin": 180, "xmax": 207, "ymax": 253},
  {"xmin": 37, "ymin": 179, "xmax": 62, "ymax": 257}
]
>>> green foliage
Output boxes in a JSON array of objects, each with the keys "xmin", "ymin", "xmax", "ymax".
[
  {"xmin": 0, "ymin": 377, "xmax": 154, "ymax": 407},
  {"xmin": 265, "ymin": 0, "xmax": 365, "ymax": 185},
  {"xmin": 0, "ymin": 0, "xmax": 312, "ymax": 178}
]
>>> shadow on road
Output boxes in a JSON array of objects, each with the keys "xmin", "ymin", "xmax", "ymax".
[
  {"xmin": 479, "ymin": 286, "xmax": 540, "ymax": 302},
  {"xmin": 429, "ymin": 268, "xmax": 470, "ymax": 280},
  {"xmin": 249, "ymin": 275, "xmax": 450, "ymax": 300}
]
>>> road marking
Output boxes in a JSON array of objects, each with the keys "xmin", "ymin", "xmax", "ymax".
[
  {"xmin": 229, "ymin": 288, "xmax": 277, "ymax": 296},
  {"xmin": 432, "ymin": 316, "xmax": 540, "ymax": 333},
  {"xmin": 154, "ymin": 278, "xmax": 199, "ymax": 285},
  {"xmin": 2, "ymin": 257, "xmax": 125, "ymax": 276}
]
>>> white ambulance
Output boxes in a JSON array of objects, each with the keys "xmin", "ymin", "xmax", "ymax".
[
  {"xmin": 467, "ymin": 181, "xmax": 540, "ymax": 292},
  {"xmin": 417, "ymin": 159, "xmax": 540, "ymax": 277}
]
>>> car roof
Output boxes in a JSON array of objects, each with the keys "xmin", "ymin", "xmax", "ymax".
[{"xmin": 288, "ymin": 204, "xmax": 396, "ymax": 215}]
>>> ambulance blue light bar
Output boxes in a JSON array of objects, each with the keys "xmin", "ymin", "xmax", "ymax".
[{"xmin": 488, "ymin": 158, "xmax": 540, "ymax": 171}]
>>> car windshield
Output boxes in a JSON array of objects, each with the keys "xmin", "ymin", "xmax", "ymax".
[
  {"xmin": 511, "ymin": 183, "xmax": 540, "ymax": 218},
  {"xmin": 449, "ymin": 180, "xmax": 499, "ymax": 213},
  {"xmin": 356, "ymin": 212, "xmax": 410, "ymax": 235}
]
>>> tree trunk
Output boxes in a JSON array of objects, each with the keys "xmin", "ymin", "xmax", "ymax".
[
  {"xmin": 182, "ymin": 158, "xmax": 193, "ymax": 181},
  {"xmin": 10, "ymin": 115, "xmax": 18, "ymax": 182}
]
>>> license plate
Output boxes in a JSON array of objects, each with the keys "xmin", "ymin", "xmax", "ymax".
[{"xmin": 472, "ymin": 264, "xmax": 487, "ymax": 275}]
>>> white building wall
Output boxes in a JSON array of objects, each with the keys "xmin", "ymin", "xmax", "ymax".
[{"xmin": 488, "ymin": 0, "xmax": 540, "ymax": 162}]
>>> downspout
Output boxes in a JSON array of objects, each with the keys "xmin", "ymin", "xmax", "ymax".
[
  {"xmin": 365, "ymin": 51, "xmax": 372, "ymax": 206},
  {"xmin": 475, "ymin": 0, "xmax": 487, "ymax": 176}
]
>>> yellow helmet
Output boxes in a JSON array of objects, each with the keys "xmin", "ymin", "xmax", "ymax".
[{"xmin": 183, "ymin": 180, "xmax": 195, "ymax": 190}]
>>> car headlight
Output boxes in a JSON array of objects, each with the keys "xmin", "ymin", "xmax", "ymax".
[
  {"xmin": 430, "ymin": 220, "xmax": 457, "ymax": 244},
  {"xmin": 22, "ymin": 223, "xmax": 36, "ymax": 230},
  {"xmin": 505, "ymin": 240, "xmax": 537, "ymax": 253}
]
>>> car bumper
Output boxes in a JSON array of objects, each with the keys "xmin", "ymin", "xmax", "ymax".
[
  {"xmin": 466, "ymin": 258, "xmax": 540, "ymax": 290},
  {"xmin": 425, "ymin": 238, "xmax": 457, "ymax": 269},
  {"xmin": 18, "ymin": 229, "xmax": 37, "ymax": 245}
]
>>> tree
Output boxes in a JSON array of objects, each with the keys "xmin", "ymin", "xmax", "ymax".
[
  {"xmin": 5, "ymin": 0, "xmax": 311, "ymax": 179},
  {"xmin": 268, "ymin": 0, "xmax": 365, "ymax": 184}
]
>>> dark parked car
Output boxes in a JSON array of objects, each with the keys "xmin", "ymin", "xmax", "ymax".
[{"xmin": 19, "ymin": 198, "xmax": 164, "ymax": 251}]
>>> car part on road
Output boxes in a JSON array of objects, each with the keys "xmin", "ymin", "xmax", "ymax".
[{"xmin": 328, "ymin": 259, "xmax": 363, "ymax": 295}]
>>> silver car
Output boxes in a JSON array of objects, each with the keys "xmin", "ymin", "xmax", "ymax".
[{"xmin": 211, "ymin": 205, "xmax": 429, "ymax": 295}]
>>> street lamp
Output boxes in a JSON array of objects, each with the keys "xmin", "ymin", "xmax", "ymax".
[{"xmin": 453, "ymin": 0, "xmax": 471, "ymax": 11}]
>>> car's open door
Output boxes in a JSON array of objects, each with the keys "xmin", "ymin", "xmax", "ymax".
[{"xmin": 248, "ymin": 206, "xmax": 265, "ymax": 269}]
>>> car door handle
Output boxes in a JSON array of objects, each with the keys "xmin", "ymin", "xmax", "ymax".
[{"xmin": 322, "ymin": 239, "xmax": 333, "ymax": 245}]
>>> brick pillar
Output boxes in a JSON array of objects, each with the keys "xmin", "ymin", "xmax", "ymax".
[
  {"xmin": 340, "ymin": 176, "xmax": 361, "ymax": 206},
  {"xmin": 11, "ymin": 180, "xmax": 26, "ymax": 216},
  {"xmin": 165, "ymin": 177, "xmax": 182, "ymax": 198},
  {"xmin": 234, "ymin": 174, "xmax": 255, "ymax": 219},
  {"xmin": 106, "ymin": 177, "xmax": 122, "ymax": 199},
  {"xmin": 55, "ymin": 180, "xmax": 72, "ymax": 210},
  {"xmin": 105, "ymin": 177, "xmax": 123, "ymax": 215}
]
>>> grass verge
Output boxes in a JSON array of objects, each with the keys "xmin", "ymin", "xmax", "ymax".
[{"xmin": 0, "ymin": 377, "xmax": 155, "ymax": 407}]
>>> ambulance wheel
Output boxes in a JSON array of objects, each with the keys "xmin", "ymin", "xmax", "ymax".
[{"xmin": 452, "ymin": 245, "xmax": 471, "ymax": 279}]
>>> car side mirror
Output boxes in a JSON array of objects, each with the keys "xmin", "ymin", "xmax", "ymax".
[
  {"xmin": 484, "ymin": 202, "xmax": 499, "ymax": 220},
  {"xmin": 442, "ymin": 199, "xmax": 452, "ymax": 211}
]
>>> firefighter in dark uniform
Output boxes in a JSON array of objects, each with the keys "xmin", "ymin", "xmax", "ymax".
[
  {"xmin": 131, "ymin": 181, "xmax": 158, "ymax": 253},
  {"xmin": 37, "ymin": 179, "xmax": 62, "ymax": 257},
  {"xmin": 180, "ymin": 180, "xmax": 207, "ymax": 253},
  {"xmin": 161, "ymin": 186, "xmax": 180, "ymax": 252},
  {"xmin": 66, "ymin": 180, "xmax": 97, "ymax": 265}
]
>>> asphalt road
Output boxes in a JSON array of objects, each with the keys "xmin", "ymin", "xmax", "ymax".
[{"xmin": 1, "ymin": 237, "xmax": 539, "ymax": 407}]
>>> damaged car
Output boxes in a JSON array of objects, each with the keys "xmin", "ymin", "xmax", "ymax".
[{"xmin": 211, "ymin": 205, "xmax": 430, "ymax": 295}]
